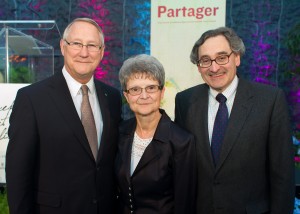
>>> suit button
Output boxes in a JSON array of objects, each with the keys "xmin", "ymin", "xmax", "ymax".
[{"xmin": 92, "ymin": 199, "xmax": 98, "ymax": 204}]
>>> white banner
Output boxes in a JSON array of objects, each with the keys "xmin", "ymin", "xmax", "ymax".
[
  {"xmin": 151, "ymin": 0, "xmax": 226, "ymax": 119},
  {"xmin": 0, "ymin": 83, "xmax": 29, "ymax": 183}
]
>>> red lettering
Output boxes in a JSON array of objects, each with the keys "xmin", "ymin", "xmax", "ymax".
[
  {"xmin": 187, "ymin": 8, "xmax": 195, "ymax": 17},
  {"xmin": 213, "ymin": 7, "xmax": 219, "ymax": 15},
  {"xmin": 182, "ymin": 7, "xmax": 187, "ymax": 17},
  {"xmin": 205, "ymin": 7, "xmax": 212, "ymax": 16},
  {"xmin": 167, "ymin": 9, "xmax": 174, "ymax": 17},
  {"xmin": 175, "ymin": 8, "xmax": 181, "ymax": 17},
  {"xmin": 157, "ymin": 6, "xmax": 219, "ymax": 20},
  {"xmin": 158, "ymin": 6, "xmax": 166, "ymax": 17}
]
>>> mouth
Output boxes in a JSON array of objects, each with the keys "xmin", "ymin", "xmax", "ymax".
[
  {"xmin": 138, "ymin": 102, "xmax": 151, "ymax": 105},
  {"xmin": 209, "ymin": 71, "xmax": 226, "ymax": 78},
  {"xmin": 76, "ymin": 61, "xmax": 92, "ymax": 63}
]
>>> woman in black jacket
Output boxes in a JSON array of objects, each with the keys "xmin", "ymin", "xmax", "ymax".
[{"xmin": 115, "ymin": 54, "xmax": 197, "ymax": 214}]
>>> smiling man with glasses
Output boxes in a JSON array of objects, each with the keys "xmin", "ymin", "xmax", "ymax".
[
  {"xmin": 175, "ymin": 27, "xmax": 294, "ymax": 214},
  {"xmin": 6, "ymin": 18, "xmax": 122, "ymax": 214},
  {"xmin": 60, "ymin": 19, "xmax": 105, "ymax": 84}
]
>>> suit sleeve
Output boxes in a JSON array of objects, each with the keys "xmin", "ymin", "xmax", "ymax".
[
  {"xmin": 174, "ymin": 93, "xmax": 183, "ymax": 125},
  {"xmin": 173, "ymin": 132, "xmax": 197, "ymax": 214},
  {"xmin": 6, "ymin": 89, "xmax": 37, "ymax": 214},
  {"xmin": 268, "ymin": 89, "xmax": 295, "ymax": 214}
]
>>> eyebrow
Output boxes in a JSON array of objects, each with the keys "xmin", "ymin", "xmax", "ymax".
[
  {"xmin": 67, "ymin": 39, "xmax": 100, "ymax": 45},
  {"xmin": 199, "ymin": 51, "xmax": 231, "ymax": 58}
]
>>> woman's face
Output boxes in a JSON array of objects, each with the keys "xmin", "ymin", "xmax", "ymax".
[{"xmin": 123, "ymin": 74, "xmax": 165, "ymax": 117}]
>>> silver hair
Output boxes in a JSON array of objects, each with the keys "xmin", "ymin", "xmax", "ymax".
[
  {"xmin": 190, "ymin": 27, "xmax": 245, "ymax": 64},
  {"xmin": 119, "ymin": 54, "xmax": 165, "ymax": 90},
  {"xmin": 62, "ymin": 17, "xmax": 105, "ymax": 46}
]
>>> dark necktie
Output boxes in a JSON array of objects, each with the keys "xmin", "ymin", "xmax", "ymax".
[
  {"xmin": 211, "ymin": 93, "xmax": 228, "ymax": 166},
  {"xmin": 81, "ymin": 85, "xmax": 98, "ymax": 160}
]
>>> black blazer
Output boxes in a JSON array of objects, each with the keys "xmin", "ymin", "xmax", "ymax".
[
  {"xmin": 6, "ymin": 71, "xmax": 122, "ymax": 214},
  {"xmin": 115, "ymin": 110, "xmax": 197, "ymax": 214},
  {"xmin": 175, "ymin": 78, "xmax": 294, "ymax": 214}
]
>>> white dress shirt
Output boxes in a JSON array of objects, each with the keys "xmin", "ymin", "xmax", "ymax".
[
  {"xmin": 62, "ymin": 67, "xmax": 103, "ymax": 148},
  {"xmin": 208, "ymin": 75, "xmax": 239, "ymax": 144}
]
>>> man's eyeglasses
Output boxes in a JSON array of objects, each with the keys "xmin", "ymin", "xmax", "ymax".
[
  {"xmin": 197, "ymin": 51, "xmax": 234, "ymax": 68},
  {"xmin": 64, "ymin": 40, "xmax": 102, "ymax": 52},
  {"xmin": 124, "ymin": 85, "xmax": 163, "ymax": 96}
]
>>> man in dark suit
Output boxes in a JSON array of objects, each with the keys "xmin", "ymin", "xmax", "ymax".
[
  {"xmin": 175, "ymin": 27, "xmax": 294, "ymax": 214},
  {"xmin": 6, "ymin": 18, "xmax": 122, "ymax": 214}
]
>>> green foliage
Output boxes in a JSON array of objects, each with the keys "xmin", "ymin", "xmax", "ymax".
[
  {"xmin": 9, "ymin": 66, "xmax": 34, "ymax": 83},
  {"xmin": 286, "ymin": 23, "xmax": 300, "ymax": 58},
  {"xmin": 0, "ymin": 187, "xmax": 9, "ymax": 214},
  {"xmin": 284, "ymin": 23, "xmax": 300, "ymax": 76},
  {"xmin": 280, "ymin": 22, "xmax": 300, "ymax": 131}
]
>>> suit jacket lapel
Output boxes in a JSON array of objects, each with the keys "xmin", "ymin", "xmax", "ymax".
[
  {"xmin": 94, "ymin": 81, "xmax": 111, "ymax": 163},
  {"xmin": 132, "ymin": 142, "xmax": 161, "ymax": 176},
  {"xmin": 132, "ymin": 110, "xmax": 170, "ymax": 176},
  {"xmin": 119, "ymin": 118, "xmax": 136, "ymax": 183},
  {"xmin": 217, "ymin": 79, "xmax": 254, "ymax": 171},
  {"xmin": 47, "ymin": 72, "xmax": 94, "ymax": 160},
  {"xmin": 189, "ymin": 85, "xmax": 215, "ymax": 169},
  {"xmin": 121, "ymin": 135, "xmax": 134, "ymax": 184}
]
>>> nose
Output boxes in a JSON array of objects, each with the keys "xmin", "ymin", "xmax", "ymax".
[
  {"xmin": 79, "ymin": 46, "xmax": 89, "ymax": 57},
  {"xmin": 209, "ymin": 60, "xmax": 220, "ymax": 72},
  {"xmin": 139, "ymin": 89, "xmax": 149, "ymax": 99}
]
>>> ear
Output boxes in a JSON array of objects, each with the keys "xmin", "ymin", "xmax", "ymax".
[
  {"xmin": 123, "ymin": 91, "xmax": 129, "ymax": 103},
  {"xmin": 60, "ymin": 39, "xmax": 65, "ymax": 56},
  {"xmin": 197, "ymin": 64, "xmax": 202, "ymax": 74},
  {"xmin": 235, "ymin": 54, "xmax": 241, "ymax": 67},
  {"xmin": 99, "ymin": 46, "xmax": 105, "ymax": 60},
  {"xmin": 160, "ymin": 86, "xmax": 166, "ymax": 99}
]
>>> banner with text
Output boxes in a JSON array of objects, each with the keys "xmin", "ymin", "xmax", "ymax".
[
  {"xmin": 151, "ymin": 0, "xmax": 226, "ymax": 118},
  {"xmin": 0, "ymin": 84, "xmax": 28, "ymax": 183}
]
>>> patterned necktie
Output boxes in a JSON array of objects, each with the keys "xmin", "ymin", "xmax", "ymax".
[
  {"xmin": 211, "ymin": 93, "xmax": 228, "ymax": 166},
  {"xmin": 81, "ymin": 85, "xmax": 98, "ymax": 160}
]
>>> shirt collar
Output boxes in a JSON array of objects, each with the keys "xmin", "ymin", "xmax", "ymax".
[
  {"xmin": 62, "ymin": 66, "xmax": 95, "ymax": 98},
  {"xmin": 209, "ymin": 75, "xmax": 239, "ymax": 100}
]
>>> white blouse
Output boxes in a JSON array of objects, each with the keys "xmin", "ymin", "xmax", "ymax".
[{"xmin": 130, "ymin": 132, "xmax": 153, "ymax": 175}]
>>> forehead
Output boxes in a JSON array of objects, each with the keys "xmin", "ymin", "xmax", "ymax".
[
  {"xmin": 127, "ymin": 74, "xmax": 158, "ymax": 86},
  {"xmin": 128, "ymin": 72, "xmax": 157, "ymax": 80},
  {"xmin": 199, "ymin": 35, "xmax": 231, "ymax": 57},
  {"xmin": 67, "ymin": 21, "xmax": 101, "ymax": 41}
]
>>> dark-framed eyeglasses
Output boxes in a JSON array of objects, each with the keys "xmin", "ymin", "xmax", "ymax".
[
  {"xmin": 197, "ymin": 51, "xmax": 234, "ymax": 68},
  {"xmin": 124, "ymin": 85, "xmax": 163, "ymax": 96},
  {"xmin": 64, "ymin": 39, "xmax": 102, "ymax": 52}
]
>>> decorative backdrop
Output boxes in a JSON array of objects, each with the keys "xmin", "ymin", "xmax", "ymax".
[
  {"xmin": 0, "ymin": 0, "xmax": 300, "ymax": 169},
  {"xmin": 0, "ymin": 0, "xmax": 300, "ymax": 212}
]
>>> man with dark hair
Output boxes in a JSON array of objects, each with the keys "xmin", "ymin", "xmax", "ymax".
[{"xmin": 175, "ymin": 27, "xmax": 294, "ymax": 214}]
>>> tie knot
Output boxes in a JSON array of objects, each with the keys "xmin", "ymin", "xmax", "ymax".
[
  {"xmin": 216, "ymin": 93, "xmax": 227, "ymax": 103},
  {"xmin": 81, "ymin": 85, "xmax": 89, "ymax": 95}
]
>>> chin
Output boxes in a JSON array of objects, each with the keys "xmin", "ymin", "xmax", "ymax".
[{"xmin": 136, "ymin": 109, "xmax": 156, "ymax": 117}]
